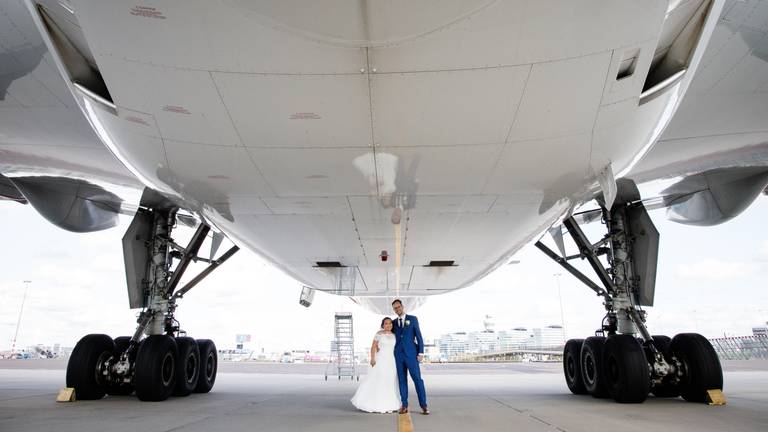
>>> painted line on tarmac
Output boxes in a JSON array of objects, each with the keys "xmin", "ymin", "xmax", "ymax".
[{"xmin": 398, "ymin": 412, "xmax": 414, "ymax": 432}]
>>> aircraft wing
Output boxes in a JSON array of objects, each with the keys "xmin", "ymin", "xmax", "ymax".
[{"xmin": 625, "ymin": 0, "xmax": 768, "ymax": 226}]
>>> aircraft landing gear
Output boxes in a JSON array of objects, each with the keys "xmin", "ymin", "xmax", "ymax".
[
  {"xmin": 66, "ymin": 201, "xmax": 237, "ymax": 401},
  {"xmin": 537, "ymin": 179, "xmax": 723, "ymax": 404}
]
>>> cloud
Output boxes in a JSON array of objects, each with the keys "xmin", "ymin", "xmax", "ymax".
[{"xmin": 676, "ymin": 259, "xmax": 761, "ymax": 280}]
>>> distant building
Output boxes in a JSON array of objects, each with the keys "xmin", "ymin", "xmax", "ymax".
[
  {"xmin": 467, "ymin": 331, "xmax": 498, "ymax": 354},
  {"xmin": 437, "ymin": 332, "xmax": 468, "ymax": 359},
  {"xmin": 753, "ymin": 324, "xmax": 768, "ymax": 337},
  {"xmin": 436, "ymin": 324, "xmax": 565, "ymax": 360},
  {"xmin": 531, "ymin": 325, "xmax": 565, "ymax": 347},
  {"xmin": 498, "ymin": 327, "xmax": 532, "ymax": 351},
  {"xmin": 534, "ymin": 325, "xmax": 565, "ymax": 347},
  {"xmin": 423, "ymin": 343, "xmax": 441, "ymax": 362}
]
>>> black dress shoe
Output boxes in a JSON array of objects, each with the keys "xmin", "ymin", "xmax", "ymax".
[{"xmin": 420, "ymin": 406, "xmax": 430, "ymax": 415}]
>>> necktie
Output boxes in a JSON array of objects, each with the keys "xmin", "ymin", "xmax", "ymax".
[{"xmin": 399, "ymin": 318, "xmax": 403, "ymax": 328}]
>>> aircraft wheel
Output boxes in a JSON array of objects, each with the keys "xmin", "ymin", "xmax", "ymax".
[
  {"xmin": 649, "ymin": 335, "xmax": 680, "ymax": 398},
  {"xmin": 563, "ymin": 339, "xmax": 587, "ymax": 395},
  {"xmin": 671, "ymin": 333, "xmax": 723, "ymax": 403},
  {"xmin": 581, "ymin": 336, "xmax": 609, "ymax": 398},
  {"xmin": 603, "ymin": 335, "xmax": 650, "ymax": 403},
  {"xmin": 66, "ymin": 334, "xmax": 114, "ymax": 400},
  {"xmin": 194, "ymin": 339, "xmax": 218, "ymax": 393},
  {"xmin": 173, "ymin": 337, "xmax": 201, "ymax": 397},
  {"xmin": 135, "ymin": 335, "xmax": 177, "ymax": 401},
  {"xmin": 105, "ymin": 336, "xmax": 135, "ymax": 396}
]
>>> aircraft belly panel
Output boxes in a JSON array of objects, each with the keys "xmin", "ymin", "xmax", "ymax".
[
  {"xmin": 371, "ymin": 66, "xmax": 529, "ymax": 148},
  {"xmin": 65, "ymin": 1, "xmax": 716, "ymax": 296},
  {"xmin": 1, "ymin": 1, "xmax": 739, "ymax": 297},
  {"xmin": 211, "ymin": 73, "xmax": 373, "ymax": 149}
]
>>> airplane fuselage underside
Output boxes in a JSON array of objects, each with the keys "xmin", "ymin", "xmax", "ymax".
[{"xmin": 3, "ymin": 0, "xmax": 724, "ymax": 296}]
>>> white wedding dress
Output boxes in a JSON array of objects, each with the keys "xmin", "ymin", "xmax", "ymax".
[{"xmin": 351, "ymin": 332, "xmax": 401, "ymax": 413}]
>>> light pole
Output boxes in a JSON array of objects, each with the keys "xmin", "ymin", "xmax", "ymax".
[
  {"xmin": 11, "ymin": 280, "xmax": 31, "ymax": 355},
  {"xmin": 554, "ymin": 273, "xmax": 566, "ymax": 341}
]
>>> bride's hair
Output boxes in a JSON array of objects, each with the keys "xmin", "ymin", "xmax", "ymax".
[{"xmin": 380, "ymin": 317, "xmax": 393, "ymax": 329}]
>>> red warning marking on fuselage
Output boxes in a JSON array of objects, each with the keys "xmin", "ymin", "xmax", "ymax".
[
  {"xmin": 290, "ymin": 112, "xmax": 322, "ymax": 120},
  {"xmin": 130, "ymin": 6, "xmax": 166, "ymax": 19},
  {"xmin": 125, "ymin": 116, "xmax": 149, "ymax": 126},
  {"xmin": 162, "ymin": 105, "xmax": 191, "ymax": 114}
]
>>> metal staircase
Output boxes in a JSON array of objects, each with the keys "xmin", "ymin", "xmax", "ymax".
[{"xmin": 325, "ymin": 312, "xmax": 358, "ymax": 381}]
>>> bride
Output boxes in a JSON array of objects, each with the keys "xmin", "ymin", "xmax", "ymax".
[{"xmin": 351, "ymin": 317, "xmax": 401, "ymax": 413}]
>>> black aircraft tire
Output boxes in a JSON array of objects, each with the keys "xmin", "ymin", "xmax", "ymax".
[
  {"xmin": 106, "ymin": 336, "xmax": 135, "ymax": 396},
  {"xmin": 671, "ymin": 333, "xmax": 723, "ymax": 403},
  {"xmin": 649, "ymin": 335, "xmax": 680, "ymax": 398},
  {"xmin": 581, "ymin": 336, "xmax": 609, "ymax": 398},
  {"xmin": 66, "ymin": 334, "xmax": 114, "ymax": 400},
  {"xmin": 563, "ymin": 339, "xmax": 587, "ymax": 395},
  {"xmin": 651, "ymin": 335, "xmax": 672, "ymax": 356},
  {"xmin": 603, "ymin": 335, "xmax": 650, "ymax": 403},
  {"xmin": 194, "ymin": 339, "xmax": 218, "ymax": 393},
  {"xmin": 173, "ymin": 337, "xmax": 201, "ymax": 397},
  {"xmin": 135, "ymin": 335, "xmax": 178, "ymax": 402}
]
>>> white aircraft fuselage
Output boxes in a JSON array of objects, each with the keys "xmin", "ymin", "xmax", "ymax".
[{"xmin": 5, "ymin": 0, "xmax": 767, "ymax": 299}]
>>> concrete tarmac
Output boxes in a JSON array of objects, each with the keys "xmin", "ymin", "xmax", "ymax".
[{"xmin": 1, "ymin": 361, "xmax": 766, "ymax": 432}]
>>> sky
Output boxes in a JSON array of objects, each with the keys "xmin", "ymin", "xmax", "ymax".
[{"xmin": 1, "ymin": 198, "xmax": 767, "ymax": 354}]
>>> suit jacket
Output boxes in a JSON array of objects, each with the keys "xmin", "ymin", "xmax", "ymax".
[{"xmin": 393, "ymin": 314, "xmax": 424, "ymax": 357}]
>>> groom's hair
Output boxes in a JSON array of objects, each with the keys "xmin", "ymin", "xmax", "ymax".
[{"xmin": 391, "ymin": 299, "xmax": 402, "ymax": 306}]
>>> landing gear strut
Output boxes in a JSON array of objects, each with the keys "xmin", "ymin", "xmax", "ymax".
[
  {"xmin": 66, "ymin": 202, "xmax": 238, "ymax": 401},
  {"xmin": 537, "ymin": 180, "xmax": 722, "ymax": 403}
]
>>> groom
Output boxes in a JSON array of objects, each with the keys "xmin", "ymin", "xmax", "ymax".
[{"xmin": 392, "ymin": 299, "xmax": 429, "ymax": 415}]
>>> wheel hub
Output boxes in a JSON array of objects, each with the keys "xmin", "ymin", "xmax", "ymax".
[
  {"xmin": 584, "ymin": 353, "xmax": 597, "ymax": 385},
  {"xmin": 161, "ymin": 352, "xmax": 174, "ymax": 386},
  {"xmin": 205, "ymin": 352, "xmax": 215, "ymax": 379},
  {"xmin": 566, "ymin": 355, "xmax": 576, "ymax": 379},
  {"xmin": 185, "ymin": 353, "xmax": 197, "ymax": 383},
  {"xmin": 94, "ymin": 351, "xmax": 112, "ymax": 387}
]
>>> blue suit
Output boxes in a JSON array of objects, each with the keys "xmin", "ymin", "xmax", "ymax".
[{"xmin": 393, "ymin": 314, "xmax": 427, "ymax": 408}]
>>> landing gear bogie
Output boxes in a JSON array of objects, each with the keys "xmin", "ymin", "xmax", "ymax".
[
  {"xmin": 564, "ymin": 332, "xmax": 723, "ymax": 404},
  {"xmin": 65, "ymin": 333, "xmax": 219, "ymax": 402}
]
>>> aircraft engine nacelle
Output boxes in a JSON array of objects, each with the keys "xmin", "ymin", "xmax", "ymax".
[
  {"xmin": 663, "ymin": 166, "xmax": 768, "ymax": 226},
  {"xmin": 8, "ymin": 176, "xmax": 122, "ymax": 232}
]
